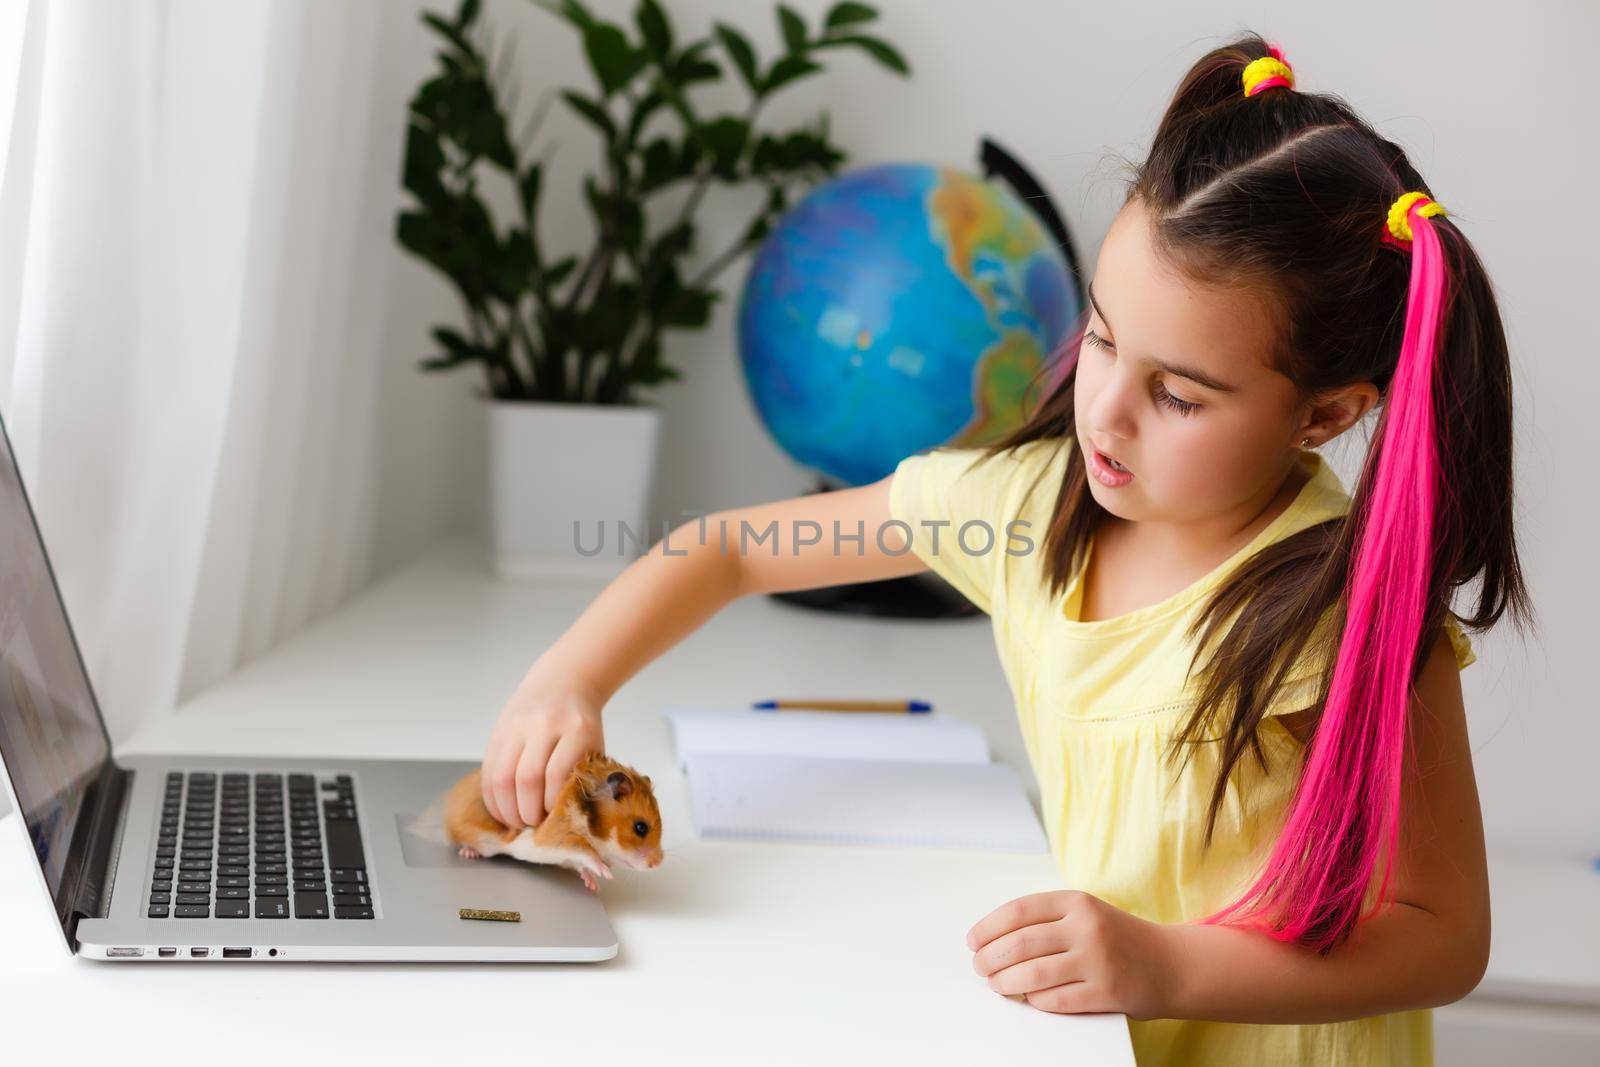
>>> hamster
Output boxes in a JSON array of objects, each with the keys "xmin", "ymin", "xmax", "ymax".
[{"xmin": 443, "ymin": 751, "xmax": 663, "ymax": 892}]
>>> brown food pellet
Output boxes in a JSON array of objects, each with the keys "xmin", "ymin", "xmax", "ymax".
[{"xmin": 459, "ymin": 907, "xmax": 522, "ymax": 922}]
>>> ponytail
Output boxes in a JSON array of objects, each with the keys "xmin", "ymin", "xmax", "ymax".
[{"xmin": 1197, "ymin": 195, "xmax": 1453, "ymax": 953}]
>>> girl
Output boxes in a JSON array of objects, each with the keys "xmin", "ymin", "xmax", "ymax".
[{"xmin": 478, "ymin": 35, "xmax": 1531, "ymax": 1065}]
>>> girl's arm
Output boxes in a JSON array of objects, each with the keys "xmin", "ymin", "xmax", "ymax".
[
  {"xmin": 522, "ymin": 472, "xmax": 925, "ymax": 703},
  {"xmin": 480, "ymin": 473, "xmax": 926, "ymax": 827},
  {"xmin": 1161, "ymin": 628, "xmax": 1493, "ymax": 1023}
]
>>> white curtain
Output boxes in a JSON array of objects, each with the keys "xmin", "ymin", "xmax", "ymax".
[{"xmin": 0, "ymin": 0, "xmax": 396, "ymax": 752}]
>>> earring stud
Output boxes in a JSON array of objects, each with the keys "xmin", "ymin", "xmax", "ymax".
[{"xmin": 1300, "ymin": 437, "xmax": 1313, "ymax": 448}]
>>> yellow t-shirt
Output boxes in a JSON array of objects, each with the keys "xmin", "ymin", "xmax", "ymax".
[{"xmin": 889, "ymin": 435, "xmax": 1475, "ymax": 1067}]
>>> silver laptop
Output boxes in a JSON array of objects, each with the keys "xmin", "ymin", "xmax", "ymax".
[{"xmin": 0, "ymin": 409, "xmax": 616, "ymax": 961}]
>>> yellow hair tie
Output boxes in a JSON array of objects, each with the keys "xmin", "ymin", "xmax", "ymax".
[
  {"xmin": 1385, "ymin": 191, "xmax": 1447, "ymax": 243},
  {"xmin": 1242, "ymin": 48, "xmax": 1295, "ymax": 97}
]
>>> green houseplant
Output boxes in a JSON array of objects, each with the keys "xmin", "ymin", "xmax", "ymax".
[
  {"xmin": 395, "ymin": 0, "xmax": 909, "ymax": 576},
  {"xmin": 398, "ymin": 0, "xmax": 909, "ymax": 405}
]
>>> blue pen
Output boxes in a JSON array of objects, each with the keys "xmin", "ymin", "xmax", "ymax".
[{"xmin": 752, "ymin": 699, "xmax": 932, "ymax": 713}]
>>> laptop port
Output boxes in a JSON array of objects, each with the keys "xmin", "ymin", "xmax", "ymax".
[
  {"xmin": 158, "ymin": 947, "xmax": 177, "ymax": 958},
  {"xmin": 190, "ymin": 947, "xmax": 210, "ymax": 958},
  {"xmin": 107, "ymin": 946, "xmax": 143, "ymax": 957},
  {"xmin": 223, "ymin": 947, "xmax": 251, "ymax": 959}
]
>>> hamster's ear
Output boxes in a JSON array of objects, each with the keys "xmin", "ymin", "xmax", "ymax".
[{"xmin": 604, "ymin": 770, "xmax": 634, "ymax": 800}]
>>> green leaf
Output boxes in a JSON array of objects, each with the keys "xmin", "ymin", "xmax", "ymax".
[
  {"xmin": 777, "ymin": 6, "xmax": 807, "ymax": 53},
  {"xmin": 663, "ymin": 288, "xmax": 713, "ymax": 327},
  {"xmin": 401, "ymin": 122, "xmax": 448, "ymax": 207},
  {"xmin": 815, "ymin": 34, "xmax": 908, "ymax": 74},
  {"xmin": 458, "ymin": 0, "xmax": 481, "ymax": 29},
  {"xmin": 713, "ymin": 23, "xmax": 759, "ymax": 93},
  {"xmin": 823, "ymin": 2, "xmax": 877, "ymax": 31},
  {"xmin": 543, "ymin": 256, "xmax": 579, "ymax": 287},
  {"xmin": 762, "ymin": 55, "xmax": 822, "ymax": 95},
  {"xmin": 431, "ymin": 326, "xmax": 474, "ymax": 358},
  {"xmin": 535, "ymin": 0, "xmax": 596, "ymax": 34},
  {"xmin": 518, "ymin": 162, "xmax": 542, "ymax": 219},
  {"xmin": 634, "ymin": 0, "xmax": 672, "ymax": 59},
  {"xmin": 699, "ymin": 115, "xmax": 750, "ymax": 175},
  {"xmin": 624, "ymin": 89, "xmax": 666, "ymax": 147},
  {"xmin": 421, "ymin": 13, "xmax": 472, "ymax": 55},
  {"xmin": 561, "ymin": 90, "xmax": 616, "ymax": 137},
  {"xmin": 676, "ymin": 56, "xmax": 721, "ymax": 85},
  {"xmin": 583, "ymin": 23, "xmax": 648, "ymax": 96}
]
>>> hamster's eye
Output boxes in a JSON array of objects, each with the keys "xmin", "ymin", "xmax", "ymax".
[{"xmin": 633, "ymin": 820, "xmax": 650, "ymax": 838}]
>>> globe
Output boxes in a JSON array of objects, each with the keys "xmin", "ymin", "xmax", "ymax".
[{"xmin": 737, "ymin": 161, "xmax": 1081, "ymax": 488}]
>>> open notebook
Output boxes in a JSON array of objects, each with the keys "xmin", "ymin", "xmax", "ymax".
[{"xmin": 660, "ymin": 706, "xmax": 1048, "ymax": 852}]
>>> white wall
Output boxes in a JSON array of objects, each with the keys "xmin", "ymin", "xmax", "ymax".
[{"xmin": 374, "ymin": 0, "xmax": 1593, "ymax": 854}]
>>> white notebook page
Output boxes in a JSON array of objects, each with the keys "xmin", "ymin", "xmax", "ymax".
[{"xmin": 682, "ymin": 751, "xmax": 1049, "ymax": 853}]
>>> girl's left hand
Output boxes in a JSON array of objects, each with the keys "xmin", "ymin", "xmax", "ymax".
[{"xmin": 967, "ymin": 889, "xmax": 1180, "ymax": 1021}]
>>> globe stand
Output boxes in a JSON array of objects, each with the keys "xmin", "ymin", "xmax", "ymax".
[
  {"xmin": 763, "ymin": 476, "xmax": 983, "ymax": 620},
  {"xmin": 768, "ymin": 572, "xmax": 982, "ymax": 620}
]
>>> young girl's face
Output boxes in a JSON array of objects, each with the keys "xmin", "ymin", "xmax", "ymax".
[{"xmin": 1074, "ymin": 197, "xmax": 1311, "ymax": 530}]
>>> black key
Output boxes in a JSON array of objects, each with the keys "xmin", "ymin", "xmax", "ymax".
[
  {"xmin": 176, "ymin": 893, "xmax": 210, "ymax": 905},
  {"xmin": 255, "ymin": 885, "xmax": 288, "ymax": 897},
  {"xmin": 217, "ymin": 867, "xmax": 249, "ymax": 879},
  {"xmin": 178, "ymin": 860, "xmax": 212, "ymax": 872},
  {"xmin": 330, "ymin": 882, "xmax": 366, "ymax": 895},
  {"xmin": 332, "ymin": 893, "xmax": 371, "ymax": 907},
  {"xmin": 329, "ymin": 868, "xmax": 366, "ymax": 882},
  {"xmin": 177, "ymin": 882, "xmax": 211, "ymax": 894},
  {"xmin": 255, "ymin": 897, "xmax": 290, "ymax": 918},
  {"xmin": 293, "ymin": 892, "xmax": 329, "ymax": 919},
  {"xmin": 217, "ymin": 876, "xmax": 250, "ymax": 889},
  {"xmin": 256, "ymin": 874, "xmax": 287, "ymax": 886},
  {"xmin": 174, "ymin": 905, "xmax": 209, "ymax": 918},
  {"xmin": 150, "ymin": 893, "xmax": 171, "ymax": 905},
  {"xmin": 217, "ymin": 887, "xmax": 249, "ymax": 899},
  {"xmin": 257, "ymin": 864, "xmax": 286, "ymax": 876},
  {"xmin": 325, "ymin": 821, "xmax": 366, "ymax": 870},
  {"xmin": 293, "ymin": 880, "xmax": 326, "ymax": 893},
  {"xmin": 214, "ymin": 899, "xmax": 250, "ymax": 918},
  {"xmin": 148, "ymin": 904, "xmax": 170, "ymax": 918},
  {"xmin": 150, "ymin": 880, "xmax": 172, "ymax": 893},
  {"xmin": 334, "ymin": 906, "xmax": 374, "ymax": 919}
]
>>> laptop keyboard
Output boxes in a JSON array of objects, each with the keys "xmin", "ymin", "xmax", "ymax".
[{"xmin": 146, "ymin": 771, "xmax": 374, "ymax": 920}]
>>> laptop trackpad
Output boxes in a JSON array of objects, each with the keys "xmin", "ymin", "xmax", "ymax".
[{"xmin": 394, "ymin": 811, "xmax": 534, "ymax": 870}]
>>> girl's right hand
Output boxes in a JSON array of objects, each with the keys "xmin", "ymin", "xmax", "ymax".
[{"xmin": 480, "ymin": 679, "xmax": 606, "ymax": 830}]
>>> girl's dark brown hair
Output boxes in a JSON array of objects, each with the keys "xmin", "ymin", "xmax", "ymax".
[{"xmin": 961, "ymin": 32, "xmax": 1533, "ymax": 953}]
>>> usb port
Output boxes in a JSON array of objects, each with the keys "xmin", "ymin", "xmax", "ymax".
[
  {"xmin": 190, "ymin": 947, "xmax": 209, "ymax": 958},
  {"xmin": 107, "ymin": 946, "xmax": 143, "ymax": 957},
  {"xmin": 158, "ymin": 947, "xmax": 177, "ymax": 958},
  {"xmin": 222, "ymin": 947, "xmax": 251, "ymax": 959}
]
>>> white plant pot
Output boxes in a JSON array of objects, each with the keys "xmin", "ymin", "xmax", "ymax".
[{"xmin": 486, "ymin": 399, "xmax": 662, "ymax": 580}]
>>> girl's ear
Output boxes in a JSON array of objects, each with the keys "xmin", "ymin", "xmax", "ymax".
[{"xmin": 1299, "ymin": 382, "xmax": 1379, "ymax": 446}]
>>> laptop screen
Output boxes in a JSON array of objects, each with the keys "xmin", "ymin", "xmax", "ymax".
[{"xmin": 0, "ymin": 411, "xmax": 111, "ymax": 904}]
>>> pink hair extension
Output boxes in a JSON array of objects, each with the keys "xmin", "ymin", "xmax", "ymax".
[{"xmin": 1195, "ymin": 199, "xmax": 1453, "ymax": 953}]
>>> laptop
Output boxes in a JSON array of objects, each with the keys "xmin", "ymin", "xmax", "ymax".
[{"xmin": 0, "ymin": 409, "xmax": 617, "ymax": 961}]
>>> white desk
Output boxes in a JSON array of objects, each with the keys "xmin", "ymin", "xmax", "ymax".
[{"xmin": 0, "ymin": 536, "xmax": 1134, "ymax": 1064}]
